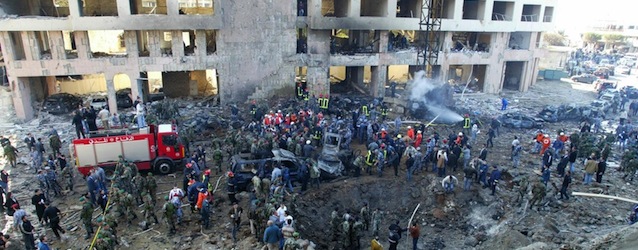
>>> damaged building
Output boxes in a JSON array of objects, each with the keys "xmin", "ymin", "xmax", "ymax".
[{"xmin": 0, "ymin": 0, "xmax": 555, "ymax": 120}]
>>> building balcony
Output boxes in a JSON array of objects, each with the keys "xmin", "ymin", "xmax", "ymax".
[{"xmin": 0, "ymin": 15, "xmax": 222, "ymax": 31}]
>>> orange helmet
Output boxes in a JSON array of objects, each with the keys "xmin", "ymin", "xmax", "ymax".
[
  {"xmin": 227, "ymin": 171, "xmax": 235, "ymax": 178},
  {"xmin": 204, "ymin": 169, "xmax": 211, "ymax": 176}
]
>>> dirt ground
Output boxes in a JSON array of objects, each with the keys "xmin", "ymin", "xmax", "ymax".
[{"xmin": 2, "ymin": 77, "xmax": 638, "ymax": 250}]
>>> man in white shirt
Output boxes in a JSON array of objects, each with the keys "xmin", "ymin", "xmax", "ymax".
[
  {"xmin": 136, "ymin": 102, "xmax": 146, "ymax": 128},
  {"xmin": 98, "ymin": 108, "xmax": 110, "ymax": 129}
]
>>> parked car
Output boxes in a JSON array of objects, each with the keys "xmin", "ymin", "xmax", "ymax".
[
  {"xmin": 116, "ymin": 88, "xmax": 133, "ymax": 108},
  {"xmin": 42, "ymin": 93, "xmax": 83, "ymax": 115},
  {"xmin": 594, "ymin": 80, "xmax": 617, "ymax": 93},
  {"xmin": 87, "ymin": 95, "xmax": 108, "ymax": 110},
  {"xmin": 590, "ymin": 100, "xmax": 611, "ymax": 114},
  {"xmin": 499, "ymin": 113, "xmax": 544, "ymax": 129},
  {"xmin": 615, "ymin": 65, "xmax": 631, "ymax": 75},
  {"xmin": 570, "ymin": 74, "xmax": 598, "ymax": 84},
  {"xmin": 230, "ymin": 149, "xmax": 303, "ymax": 192},
  {"xmin": 593, "ymin": 68, "xmax": 609, "ymax": 79}
]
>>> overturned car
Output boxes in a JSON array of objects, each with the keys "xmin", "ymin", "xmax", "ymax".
[{"xmin": 317, "ymin": 132, "xmax": 353, "ymax": 178}]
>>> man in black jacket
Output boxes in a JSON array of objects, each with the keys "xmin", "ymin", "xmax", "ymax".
[
  {"xmin": 596, "ymin": 158, "xmax": 607, "ymax": 183},
  {"xmin": 71, "ymin": 111, "xmax": 85, "ymax": 139},
  {"xmin": 388, "ymin": 220, "xmax": 408, "ymax": 250},
  {"xmin": 43, "ymin": 202, "xmax": 66, "ymax": 240},
  {"xmin": 30, "ymin": 189, "xmax": 46, "ymax": 223}
]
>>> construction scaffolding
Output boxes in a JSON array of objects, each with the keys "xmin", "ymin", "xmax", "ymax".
[{"xmin": 417, "ymin": 0, "xmax": 443, "ymax": 78}]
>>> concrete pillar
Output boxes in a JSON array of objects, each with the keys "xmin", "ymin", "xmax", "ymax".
[
  {"xmin": 48, "ymin": 31, "xmax": 65, "ymax": 60},
  {"xmin": 307, "ymin": 66, "xmax": 329, "ymax": 97},
  {"xmin": 379, "ymin": 31, "xmax": 389, "ymax": 53},
  {"xmin": 116, "ymin": 0, "xmax": 131, "ymax": 16},
  {"xmin": 371, "ymin": 66, "xmax": 387, "ymax": 97},
  {"xmin": 124, "ymin": 31, "xmax": 139, "ymax": 58},
  {"xmin": 171, "ymin": 31, "xmax": 185, "ymax": 58},
  {"xmin": 483, "ymin": 0, "xmax": 494, "ymax": 21},
  {"xmin": 387, "ymin": 0, "xmax": 397, "ymax": 17},
  {"xmin": 69, "ymin": 0, "xmax": 82, "ymax": 17},
  {"xmin": 74, "ymin": 31, "xmax": 91, "ymax": 59},
  {"xmin": 194, "ymin": 30, "xmax": 207, "ymax": 57},
  {"xmin": 308, "ymin": 0, "xmax": 322, "ymax": 17},
  {"xmin": 349, "ymin": 0, "xmax": 361, "ymax": 17},
  {"xmin": 105, "ymin": 78, "xmax": 118, "ymax": 114},
  {"xmin": 453, "ymin": 0, "xmax": 463, "ymax": 20},
  {"xmin": 167, "ymin": 0, "xmax": 179, "ymax": 16},
  {"xmin": 307, "ymin": 30, "xmax": 330, "ymax": 54},
  {"xmin": 8, "ymin": 77, "xmax": 34, "ymax": 120},
  {"xmin": 148, "ymin": 31, "xmax": 162, "ymax": 57},
  {"xmin": 441, "ymin": 31, "xmax": 453, "ymax": 53},
  {"xmin": 0, "ymin": 32, "xmax": 16, "ymax": 63},
  {"xmin": 213, "ymin": 0, "xmax": 222, "ymax": 15},
  {"xmin": 21, "ymin": 32, "xmax": 39, "ymax": 61}
]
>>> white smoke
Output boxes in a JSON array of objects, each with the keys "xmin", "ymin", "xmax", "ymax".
[{"xmin": 407, "ymin": 70, "xmax": 464, "ymax": 124}]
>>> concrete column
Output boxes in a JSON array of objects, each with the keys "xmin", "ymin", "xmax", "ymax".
[
  {"xmin": 74, "ymin": 31, "xmax": 92, "ymax": 59},
  {"xmin": 512, "ymin": 2, "xmax": 523, "ymax": 23},
  {"xmin": 105, "ymin": 78, "xmax": 118, "ymax": 114},
  {"xmin": 379, "ymin": 31, "xmax": 389, "ymax": 53},
  {"xmin": 371, "ymin": 66, "xmax": 387, "ymax": 97},
  {"xmin": 124, "ymin": 31, "xmax": 139, "ymax": 58},
  {"xmin": 0, "ymin": 32, "xmax": 16, "ymax": 62},
  {"xmin": 349, "ymin": 0, "xmax": 361, "ymax": 17},
  {"xmin": 387, "ymin": 0, "xmax": 397, "ymax": 17},
  {"xmin": 167, "ymin": 0, "xmax": 179, "ymax": 16},
  {"xmin": 453, "ymin": 0, "xmax": 463, "ymax": 20},
  {"xmin": 8, "ymin": 77, "xmax": 34, "ymax": 120},
  {"xmin": 47, "ymin": 31, "xmax": 65, "ymax": 60},
  {"xmin": 171, "ymin": 31, "xmax": 185, "ymax": 58},
  {"xmin": 306, "ymin": 66, "xmax": 329, "ymax": 97},
  {"xmin": 307, "ymin": 30, "xmax": 330, "ymax": 54},
  {"xmin": 308, "ymin": 0, "xmax": 322, "ymax": 17},
  {"xmin": 148, "ymin": 31, "xmax": 162, "ymax": 57},
  {"xmin": 68, "ymin": 0, "xmax": 82, "ymax": 17},
  {"xmin": 194, "ymin": 30, "xmax": 207, "ymax": 57},
  {"xmin": 116, "ymin": 0, "xmax": 131, "ymax": 16},
  {"xmin": 213, "ymin": 0, "xmax": 222, "ymax": 16},
  {"xmin": 21, "ymin": 32, "xmax": 38, "ymax": 61},
  {"xmin": 441, "ymin": 31, "xmax": 453, "ymax": 53}
]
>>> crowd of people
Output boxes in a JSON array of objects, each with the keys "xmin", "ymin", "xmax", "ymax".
[{"xmin": 1, "ymin": 86, "xmax": 637, "ymax": 249}]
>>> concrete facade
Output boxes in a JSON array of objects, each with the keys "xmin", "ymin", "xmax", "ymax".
[{"xmin": 0, "ymin": 0, "xmax": 556, "ymax": 120}]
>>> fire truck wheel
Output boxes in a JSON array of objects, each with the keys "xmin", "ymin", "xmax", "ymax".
[{"xmin": 155, "ymin": 159, "xmax": 174, "ymax": 174}]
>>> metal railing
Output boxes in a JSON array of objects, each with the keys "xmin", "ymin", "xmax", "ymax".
[
  {"xmin": 521, "ymin": 14, "xmax": 538, "ymax": 22},
  {"xmin": 492, "ymin": 13, "xmax": 510, "ymax": 21}
]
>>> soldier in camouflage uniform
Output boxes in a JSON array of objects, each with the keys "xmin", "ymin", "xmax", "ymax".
[
  {"xmin": 48, "ymin": 133, "xmax": 62, "ymax": 156},
  {"xmin": 61, "ymin": 164, "xmax": 74, "ymax": 191},
  {"xmin": 132, "ymin": 173, "xmax": 146, "ymax": 205},
  {"xmin": 359, "ymin": 202, "xmax": 370, "ymax": 231},
  {"xmin": 212, "ymin": 147, "xmax": 224, "ymax": 174},
  {"xmin": 120, "ymin": 167, "xmax": 133, "ymax": 194},
  {"xmin": 113, "ymin": 189, "xmax": 126, "ymax": 218},
  {"xmin": 123, "ymin": 192, "xmax": 138, "ymax": 225},
  {"xmin": 529, "ymin": 179, "xmax": 547, "ymax": 211},
  {"xmin": 142, "ymin": 192, "xmax": 159, "ymax": 224},
  {"xmin": 162, "ymin": 196, "xmax": 177, "ymax": 234},
  {"xmin": 80, "ymin": 197, "xmax": 94, "ymax": 239},
  {"xmin": 341, "ymin": 217, "xmax": 353, "ymax": 249},
  {"xmin": 4, "ymin": 143, "xmax": 18, "ymax": 168},
  {"xmin": 284, "ymin": 232, "xmax": 302, "ymax": 250},
  {"xmin": 146, "ymin": 173, "xmax": 158, "ymax": 206},
  {"xmin": 104, "ymin": 209, "xmax": 119, "ymax": 243},
  {"xmin": 353, "ymin": 217, "xmax": 364, "ymax": 249},
  {"xmin": 330, "ymin": 208, "xmax": 340, "ymax": 241},
  {"xmin": 371, "ymin": 207, "xmax": 382, "ymax": 237}
]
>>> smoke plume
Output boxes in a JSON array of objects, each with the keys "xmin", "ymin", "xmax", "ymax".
[{"xmin": 407, "ymin": 70, "xmax": 463, "ymax": 124}]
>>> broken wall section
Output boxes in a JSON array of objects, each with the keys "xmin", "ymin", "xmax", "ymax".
[{"xmin": 216, "ymin": 0, "xmax": 296, "ymax": 103}]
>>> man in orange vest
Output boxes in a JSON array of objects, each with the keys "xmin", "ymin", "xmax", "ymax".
[
  {"xmin": 534, "ymin": 131, "xmax": 544, "ymax": 154},
  {"xmin": 407, "ymin": 126, "xmax": 415, "ymax": 140},
  {"xmin": 414, "ymin": 130, "xmax": 423, "ymax": 148}
]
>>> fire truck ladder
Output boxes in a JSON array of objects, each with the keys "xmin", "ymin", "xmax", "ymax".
[{"xmin": 417, "ymin": 0, "xmax": 443, "ymax": 78}]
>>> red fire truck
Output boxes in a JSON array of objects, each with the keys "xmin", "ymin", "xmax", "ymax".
[{"xmin": 71, "ymin": 124, "xmax": 185, "ymax": 176}]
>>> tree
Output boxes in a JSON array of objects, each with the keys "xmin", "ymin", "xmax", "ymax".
[
  {"xmin": 582, "ymin": 32, "xmax": 602, "ymax": 44},
  {"xmin": 543, "ymin": 32, "xmax": 566, "ymax": 46},
  {"xmin": 603, "ymin": 34, "xmax": 625, "ymax": 43}
]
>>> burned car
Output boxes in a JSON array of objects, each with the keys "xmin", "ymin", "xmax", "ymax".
[
  {"xmin": 230, "ymin": 149, "xmax": 302, "ymax": 192},
  {"xmin": 537, "ymin": 104, "xmax": 594, "ymax": 123},
  {"xmin": 43, "ymin": 93, "xmax": 83, "ymax": 115},
  {"xmin": 317, "ymin": 132, "xmax": 353, "ymax": 178},
  {"xmin": 499, "ymin": 113, "xmax": 544, "ymax": 129}
]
